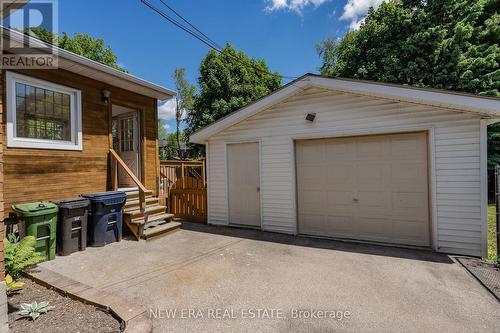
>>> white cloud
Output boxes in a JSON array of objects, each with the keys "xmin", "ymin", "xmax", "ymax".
[
  {"xmin": 340, "ymin": 0, "xmax": 385, "ymax": 30},
  {"xmin": 158, "ymin": 99, "xmax": 177, "ymax": 121},
  {"xmin": 158, "ymin": 98, "xmax": 187, "ymax": 122},
  {"xmin": 265, "ymin": 0, "xmax": 329, "ymax": 14}
]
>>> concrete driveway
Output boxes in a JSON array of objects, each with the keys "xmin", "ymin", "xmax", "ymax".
[{"xmin": 40, "ymin": 222, "xmax": 500, "ymax": 333}]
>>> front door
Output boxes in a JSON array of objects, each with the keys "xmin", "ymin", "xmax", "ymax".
[
  {"xmin": 114, "ymin": 112, "xmax": 139, "ymax": 187},
  {"xmin": 227, "ymin": 142, "xmax": 261, "ymax": 228}
]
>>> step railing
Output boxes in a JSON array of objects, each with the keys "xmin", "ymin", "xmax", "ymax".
[{"xmin": 109, "ymin": 149, "xmax": 149, "ymax": 218}]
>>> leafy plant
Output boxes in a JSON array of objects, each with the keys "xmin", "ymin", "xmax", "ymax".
[
  {"xmin": 3, "ymin": 235, "xmax": 45, "ymax": 277},
  {"xmin": 5, "ymin": 274, "xmax": 25, "ymax": 293},
  {"xmin": 26, "ymin": 27, "xmax": 125, "ymax": 71},
  {"xmin": 185, "ymin": 44, "xmax": 281, "ymax": 140},
  {"xmin": 18, "ymin": 301, "xmax": 54, "ymax": 321}
]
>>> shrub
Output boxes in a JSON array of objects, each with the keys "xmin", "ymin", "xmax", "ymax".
[{"xmin": 4, "ymin": 234, "xmax": 45, "ymax": 277}]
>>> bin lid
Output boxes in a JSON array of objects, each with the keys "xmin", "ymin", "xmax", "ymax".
[
  {"xmin": 12, "ymin": 202, "xmax": 58, "ymax": 217},
  {"xmin": 51, "ymin": 197, "xmax": 90, "ymax": 209},
  {"xmin": 80, "ymin": 191, "xmax": 126, "ymax": 201}
]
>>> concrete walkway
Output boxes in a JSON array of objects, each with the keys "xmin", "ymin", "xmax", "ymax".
[{"xmin": 40, "ymin": 223, "xmax": 500, "ymax": 333}]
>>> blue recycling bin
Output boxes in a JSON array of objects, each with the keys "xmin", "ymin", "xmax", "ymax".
[{"xmin": 80, "ymin": 191, "xmax": 127, "ymax": 247}]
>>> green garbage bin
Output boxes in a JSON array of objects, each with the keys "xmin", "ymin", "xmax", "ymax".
[{"xmin": 12, "ymin": 202, "xmax": 58, "ymax": 260}]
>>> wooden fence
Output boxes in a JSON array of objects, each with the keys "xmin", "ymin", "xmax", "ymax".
[{"xmin": 159, "ymin": 160, "xmax": 207, "ymax": 222}]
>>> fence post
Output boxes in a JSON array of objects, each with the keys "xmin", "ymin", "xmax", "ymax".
[
  {"xmin": 496, "ymin": 165, "xmax": 499, "ymax": 258},
  {"xmin": 181, "ymin": 163, "xmax": 185, "ymax": 189},
  {"xmin": 202, "ymin": 159, "xmax": 206, "ymax": 188}
]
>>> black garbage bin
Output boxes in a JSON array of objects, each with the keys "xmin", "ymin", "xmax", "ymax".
[
  {"xmin": 51, "ymin": 198, "xmax": 89, "ymax": 256},
  {"xmin": 80, "ymin": 191, "xmax": 126, "ymax": 247}
]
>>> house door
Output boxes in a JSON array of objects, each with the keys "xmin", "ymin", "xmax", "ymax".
[
  {"xmin": 113, "ymin": 111, "xmax": 140, "ymax": 188},
  {"xmin": 227, "ymin": 142, "xmax": 261, "ymax": 228}
]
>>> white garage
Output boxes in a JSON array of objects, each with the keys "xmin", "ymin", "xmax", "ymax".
[{"xmin": 190, "ymin": 74, "xmax": 500, "ymax": 257}]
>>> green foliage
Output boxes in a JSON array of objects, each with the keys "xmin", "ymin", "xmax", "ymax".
[
  {"xmin": 185, "ymin": 44, "xmax": 281, "ymax": 138},
  {"xmin": 317, "ymin": 0, "xmax": 499, "ymax": 95},
  {"xmin": 317, "ymin": 0, "xmax": 500, "ymax": 167},
  {"xmin": 26, "ymin": 27, "xmax": 125, "ymax": 71},
  {"xmin": 4, "ymin": 235, "xmax": 45, "ymax": 277},
  {"xmin": 489, "ymin": 122, "xmax": 500, "ymax": 169},
  {"xmin": 173, "ymin": 68, "xmax": 196, "ymax": 154},
  {"xmin": 159, "ymin": 129, "xmax": 185, "ymax": 160},
  {"xmin": 174, "ymin": 68, "xmax": 196, "ymax": 117},
  {"xmin": 487, "ymin": 204, "xmax": 498, "ymax": 262},
  {"xmin": 5, "ymin": 274, "xmax": 25, "ymax": 293},
  {"xmin": 18, "ymin": 301, "xmax": 54, "ymax": 321}
]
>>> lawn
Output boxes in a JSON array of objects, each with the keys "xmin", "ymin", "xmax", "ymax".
[{"xmin": 487, "ymin": 204, "xmax": 497, "ymax": 262}]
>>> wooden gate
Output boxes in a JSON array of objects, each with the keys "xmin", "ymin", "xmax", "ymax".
[{"xmin": 159, "ymin": 160, "xmax": 207, "ymax": 222}]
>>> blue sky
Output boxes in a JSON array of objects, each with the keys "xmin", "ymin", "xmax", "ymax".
[{"xmin": 10, "ymin": 0, "xmax": 383, "ymax": 131}]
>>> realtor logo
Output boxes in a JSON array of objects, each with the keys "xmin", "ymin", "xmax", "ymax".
[{"xmin": 0, "ymin": 0, "xmax": 59, "ymax": 69}]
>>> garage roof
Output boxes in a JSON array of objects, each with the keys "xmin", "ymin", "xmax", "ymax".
[
  {"xmin": 1, "ymin": 26, "xmax": 176, "ymax": 100},
  {"xmin": 190, "ymin": 74, "xmax": 500, "ymax": 143}
]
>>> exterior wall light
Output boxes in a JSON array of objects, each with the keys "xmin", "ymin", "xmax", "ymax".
[
  {"xmin": 102, "ymin": 89, "xmax": 111, "ymax": 103},
  {"xmin": 305, "ymin": 113, "xmax": 316, "ymax": 122}
]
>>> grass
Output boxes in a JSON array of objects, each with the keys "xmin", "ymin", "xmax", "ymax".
[{"xmin": 487, "ymin": 204, "xmax": 498, "ymax": 262}]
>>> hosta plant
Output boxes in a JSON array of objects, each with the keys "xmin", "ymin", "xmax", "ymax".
[
  {"xmin": 18, "ymin": 301, "xmax": 54, "ymax": 321},
  {"xmin": 5, "ymin": 274, "xmax": 24, "ymax": 293}
]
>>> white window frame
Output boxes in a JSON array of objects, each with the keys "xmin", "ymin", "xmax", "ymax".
[{"xmin": 6, "ymin": 71, "xmax": 83, "ymax": 151}]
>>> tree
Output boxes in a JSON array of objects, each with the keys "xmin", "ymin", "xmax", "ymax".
[
  {"xmin": 158, "ymin": 121, "xmax": 177, "ymax": 160},
  {"xmin": 173, "ymin": 68, "xmax": 195, "ymax": 156},
  {"xmin": 185, "ymin": 44, "xmax": 281, "ymax": 137},
  {"xmin": 159, "ymin": 133, "xmax": 181, "ymax": 160},
  {"xmin": 26, "ymin": 27, "xmax": 125, "ymax": 71},
  {"xmin": 316, "ymin": 0, "xmax": 500, "ymax": 168},
  {"xmin": 317, "ymin": 0, "xmax": 499, "ymax": 95}
]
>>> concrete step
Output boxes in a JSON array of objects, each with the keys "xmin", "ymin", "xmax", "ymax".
[{"xmin": 142, "ymin": 221, "xmax": 181, "ymax": 240}]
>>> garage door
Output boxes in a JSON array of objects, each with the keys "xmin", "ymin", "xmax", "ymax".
[{"xmin": 296, "ymin": 132, "xmax": 430, "ymax": 247}]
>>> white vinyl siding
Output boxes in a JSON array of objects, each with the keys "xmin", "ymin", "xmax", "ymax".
[
  {"xmin": 207, "ymin": 87, "xmax": 485, "ymax": 256},
  {"xmin": 207, "ymin": 141, "xmax": 228, "ymax": 225}
]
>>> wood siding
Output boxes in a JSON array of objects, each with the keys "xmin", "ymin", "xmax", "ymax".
[
  {"xmin": 0, "ymin": 73, "xmax": 3, "ymax": 280},
  {"xmin": 207, "ymin": 86, "xmax": 485, "ymax": 257},
  {"xmin": 0, "ymin": 68, "xmax": 160, "ymax": 216}
]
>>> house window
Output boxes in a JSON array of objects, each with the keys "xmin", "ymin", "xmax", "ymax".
[
  {"xmin": 120, "ymin": 117, "xmax": 134, "ymax": 152},
  {"xmin": 6, "ymin": 71, "xmax": 82, "ymax": 150}
]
